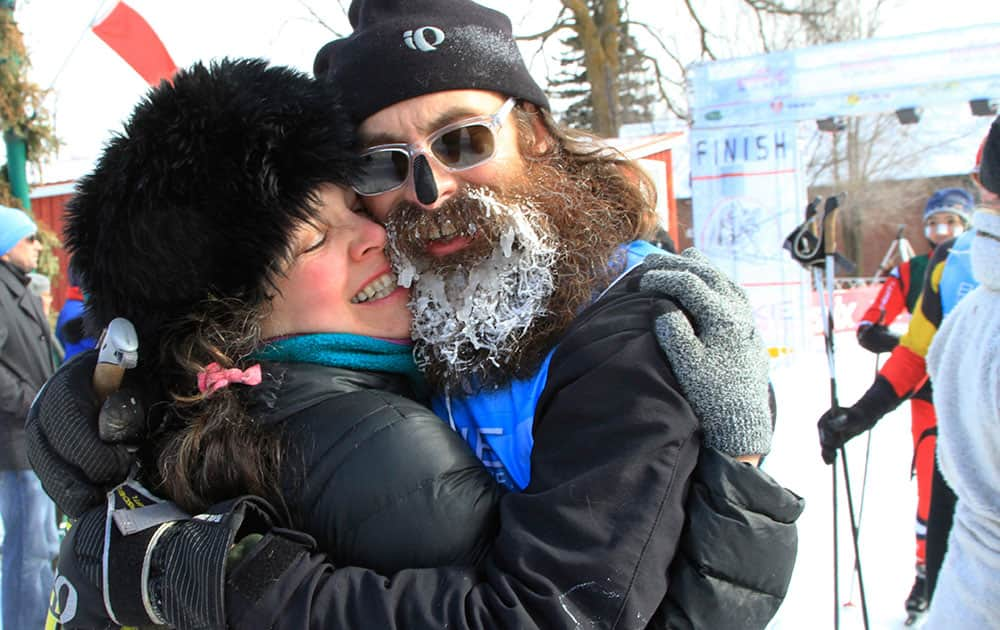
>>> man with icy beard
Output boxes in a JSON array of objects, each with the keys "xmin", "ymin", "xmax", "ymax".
[
  {"xmin": 383, "ymin": 146, "xmax": 669, "ymax": 490},
  {"xmin": 386, "ymin": 185, "xmax": 560, "ymax": 394},
  {"xmin": 385, "ymin": 146, "xmax": 637, "ymax": 391}
]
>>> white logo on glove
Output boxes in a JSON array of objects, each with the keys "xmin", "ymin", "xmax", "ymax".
[{"xmin": 404, "ymin": 26, "xmax": 445, "ymax": 52}]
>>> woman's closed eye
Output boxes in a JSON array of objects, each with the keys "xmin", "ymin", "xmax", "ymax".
[{"xmin": 301, "ymin": 228, "xmax": 328, "ymax": 253}]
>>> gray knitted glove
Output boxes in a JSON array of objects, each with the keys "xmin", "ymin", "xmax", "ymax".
[{"xmin": 639, "ymin": 249, "xmax": 772, "ymax": 456}]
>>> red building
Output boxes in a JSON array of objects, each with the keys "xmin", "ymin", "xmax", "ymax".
[{"xmin": 30, "ymin": 181, "xmax": 75, "ymax": 311}]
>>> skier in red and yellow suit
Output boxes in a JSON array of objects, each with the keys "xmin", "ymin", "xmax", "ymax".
[{"xmin": 840, "ymin": 187, "xmax": 974, "ymax": 613}]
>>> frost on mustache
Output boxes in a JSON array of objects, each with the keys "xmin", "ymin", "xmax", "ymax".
[{"xmin": 388, "ymin": 189, "xmax": 559, "ymax": 391}]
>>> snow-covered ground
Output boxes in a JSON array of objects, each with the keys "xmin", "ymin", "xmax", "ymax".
[{"xmin": 766, "ymin": 330, "xmax": 928, "ymax": 629}]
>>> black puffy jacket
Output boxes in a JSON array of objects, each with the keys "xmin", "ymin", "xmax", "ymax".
[
  {"xmin": 252, "ymin": 361, "xmax": 503, "ymax": 573},
  {"xmin": 222, "ymin": 272, "xmax": 803, "ymax": 629}
]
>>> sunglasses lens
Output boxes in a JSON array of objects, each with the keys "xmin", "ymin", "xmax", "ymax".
[
  {"xmin": 355, "ymin": 150, "xmax": 410, "ymax": 195},
  {"xmin": 431, "ymin": 124, "xmax": 495, "ymax": 170}
]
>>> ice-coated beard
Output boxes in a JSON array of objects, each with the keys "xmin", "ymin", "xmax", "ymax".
[{"xmin": 386, "ymin": 188, "xmax": 560, "ymax": 393}]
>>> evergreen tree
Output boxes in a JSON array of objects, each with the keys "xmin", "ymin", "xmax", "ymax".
[{"xmin": 547, "ymin": 1, "xmax": 656, "ymax": 134}]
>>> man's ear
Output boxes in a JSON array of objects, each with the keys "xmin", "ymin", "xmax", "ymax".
[{"xmin": 521, "ymin": 102, "xmax": 552, "ymax": 155}]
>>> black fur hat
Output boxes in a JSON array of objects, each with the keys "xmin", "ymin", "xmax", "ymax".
[{"xmin": 65, "ymin": 58, "xmax": 359, "ymax": 358}]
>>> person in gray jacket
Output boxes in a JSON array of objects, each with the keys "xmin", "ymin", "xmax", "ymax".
[{"xmin": 0, "ymin": 205, "xmax": 60, "ymax": 630}]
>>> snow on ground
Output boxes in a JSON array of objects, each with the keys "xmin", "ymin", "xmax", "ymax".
[{"xmin": 765, "ymin": 330, "xmax": 927, "ymax": 630}]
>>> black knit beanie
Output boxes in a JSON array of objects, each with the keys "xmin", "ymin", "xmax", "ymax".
[
  {"xmin": 65, "ymin": 58, "xmax": 359, "ymax": 364},
  {"xmin": 981, "ymin": 115, "xmax": 1000, "ymax": 194},
  {"xmin": 313, "ymin": 0, "xmax": 550, "ymax": 123}
]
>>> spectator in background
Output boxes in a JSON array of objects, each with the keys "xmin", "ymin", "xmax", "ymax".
[
  {"xmin": 55, "ymin": 262, "xmax": 97, "ymax": 361},
  {"xmin": 0, "ymin": 205, "xmax": 61, "ymax": 630},
  {"xmin": 923, "ymin": 115, "xmax": 1000, "ymax": 628}
]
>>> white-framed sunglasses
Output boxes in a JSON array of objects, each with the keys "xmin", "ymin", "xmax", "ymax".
[{"xmin": 353, "ymin": 97, "xmax": 517, "ymax": 196}]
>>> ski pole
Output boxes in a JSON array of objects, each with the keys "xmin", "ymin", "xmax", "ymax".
[
  {"xmin": 811, "ymin": 262, "xmax": 839, "ymax": 630},
  {"xmin": 872, "ymin": 225, "xmax": 905, "ymax": 282},
  {"xmin": 822, "ymin": 197, "xmax": 870, "ymax": 630},
  {"xmin": 849, "ymin": 224, "xmax": 914, "ymax": 607},
  {"xmin": 846, "ymin": 386, "xmax": 874, "ymax": 608}
]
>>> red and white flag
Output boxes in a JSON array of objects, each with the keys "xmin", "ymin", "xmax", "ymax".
[{"xmin": 92, "ymin": 1, "xmax": 177, "ymax": 86}]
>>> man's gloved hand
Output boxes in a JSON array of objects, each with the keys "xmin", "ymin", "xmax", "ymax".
[
  {"xmin": 856, "ymin": 322, "xmax": 900, "ymax": 354},
  {"xmin": 25, "ymin": 351, "xmax": 146, "ymax": 518},
  {"xmin": 638, "ymin": 249, "xmax": 772, "ymax": 457},
  {"xmin": 817, "ymin": 405, "xmax": 876, "ymax": 464},
  {"xmin": 51, "ymin": 478, "xmax": 279, "ymax": 630}
]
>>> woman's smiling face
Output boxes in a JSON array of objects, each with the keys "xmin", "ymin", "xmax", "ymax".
[{"xmin": 262, "ymin": 184, "xmax": 412, "ymax": 341}]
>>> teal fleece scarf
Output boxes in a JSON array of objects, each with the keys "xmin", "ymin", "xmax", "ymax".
[{"xmin": 254, "ymin": 333, "xmax": 423, "ymax": 386}]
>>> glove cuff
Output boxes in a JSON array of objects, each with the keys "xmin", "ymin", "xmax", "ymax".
[
  {"xmin": 103, "ymin": 481, "xmax": 187, "ymax": 626},
  {"xmin": 151, "ymin": 495, "xmax": 280, "ymax": 629}
]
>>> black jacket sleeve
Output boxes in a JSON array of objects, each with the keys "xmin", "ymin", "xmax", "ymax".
[
  {"xmin": 652, "ymin": 448, "xmax": 804, "ymax": 629},
  {"xmin": 225, "ymin": 286, "xmax": 702, "ymax": 629}
]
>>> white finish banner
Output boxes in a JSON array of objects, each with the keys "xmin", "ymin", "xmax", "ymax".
[{"xmin": 690, "ymin": 123, "xmax": 807, "ymax": 352}]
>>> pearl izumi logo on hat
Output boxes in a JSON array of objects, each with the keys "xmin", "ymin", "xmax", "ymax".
[{"xmin": 404, "ymin": 26, "xmax": 445, "ymax": 51}]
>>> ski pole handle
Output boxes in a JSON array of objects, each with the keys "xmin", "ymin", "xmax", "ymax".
[
  {"xmin": 823, "ymin": 196, "xmax": 840, "ymax": 256},
  {"xmin": 93, "ymin": 317, "xmax": 139, "ymax": 406},
  {"xmin": 873, "ymin": 225, "xmax": 906, "ymax": 281}
]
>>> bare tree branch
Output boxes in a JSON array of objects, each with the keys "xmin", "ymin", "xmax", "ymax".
[
  {"xmin": 515, "ymin": 7, "xmax": 572, "ymax": 42},
  {"xmin": 754, "ymin": 10, "xmax": 772, "ymax": 53},
  {"xmin": 626, "ymin": 19, "xmax": 686, "ymax": 74},
  {"xmin": 682, "ymin": 0, "xmax": 717, "ymax": 60},
  {"xmin": 297, "ymin": 0, "xmax": 346, "ymax": 36},
  {"xmin": 742, "ymin": 0, "xmax": 829, "ymax": 17},
  {"xmin": 637, "ymin": 51, "xmax": 688, "ymax": 119}
]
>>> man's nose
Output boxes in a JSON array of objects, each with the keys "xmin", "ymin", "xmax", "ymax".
[
  {"xmin": 412, "ymin": 155, "xmax": 437, "ymax": 205},
  {"xmin": 407, "ymin": 153, "xmax": 459, "ymax": 210}
]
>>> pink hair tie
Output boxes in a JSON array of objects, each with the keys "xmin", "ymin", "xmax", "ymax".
[{"xmin": 197, "ymin": 362, "xmax": 263, "ymax": 395}]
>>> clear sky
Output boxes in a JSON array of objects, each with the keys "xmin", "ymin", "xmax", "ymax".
[{"xmin": 13, "ymin": 0, "xmax": 1000, "ymax": 184}]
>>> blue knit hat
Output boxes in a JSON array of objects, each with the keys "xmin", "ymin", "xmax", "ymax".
[
  {"xmin": 0, "ymin": 205, "xmax": 37, "ymax": 256},
  {"xmin": 923, "ymin": 188, "xmax": 974, "ymax": 224}
]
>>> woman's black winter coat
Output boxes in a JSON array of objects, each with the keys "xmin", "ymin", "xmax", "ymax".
[{"xmin": 252, "ymin": 361, "xmax": 503, "ymax": 574}]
